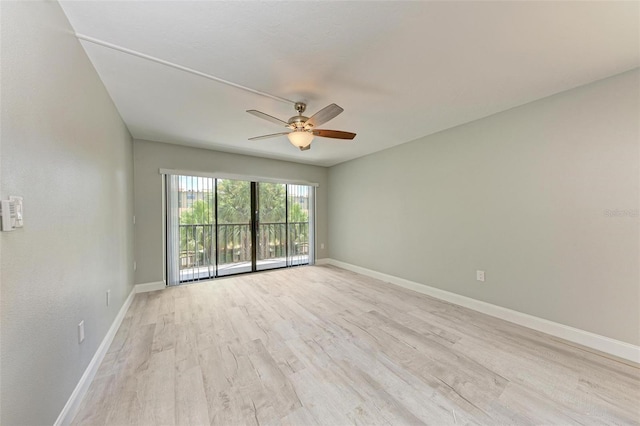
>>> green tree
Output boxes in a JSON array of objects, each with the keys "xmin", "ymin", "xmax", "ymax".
[
  {"xmin": 179, "ymin": 196, "xmax": 215, "ymax": 269},
  {"xmin": 258, "ymin": 183, "xmax": 285, "ymax": 223},
  {"xmin": 216, "ymin": 179, "xmax": 251, "ymax": 262},
  {"xmin": 288, "ymin": 202, "xmax": 309, "ymax": 223},
  {"xmin": 217, "ymin": 179, "xmax": 251, "ymax": 224},
  {"xmin": 288, "ymin": 201, "xmax": 309, "ymax": 256},
  {"xmin": 180, "ymin": 198, "xmax": 214, "ymax": 224},
  {"xmin": 257, "ymin": 183, "xmax": 286, "ymax": 259}
]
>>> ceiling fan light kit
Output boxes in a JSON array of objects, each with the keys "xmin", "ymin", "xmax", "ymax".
[
  {"xmin": 247, "ymin": 102, "xmax": 356, "ymax": 151},
  {"xmin": 287, "ymin": 130, "xmax": 314, "ymax": 149}
]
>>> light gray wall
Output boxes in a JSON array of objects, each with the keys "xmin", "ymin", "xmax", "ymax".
[
  {"xmin": 133, "ymin": 139, "xmax": 329, "ymax": 285},
  {"xmin": 329, "ymin": 70, "xmax": 639, "ymax": 345},
  {"xmin": 0, "ymin": 2, "xmax": 135, "ymax": 424}
]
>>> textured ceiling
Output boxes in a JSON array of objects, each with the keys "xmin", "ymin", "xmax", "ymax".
[{"xmin": 59, "ymin": 1, "xmax": 639, "ymax": 167}]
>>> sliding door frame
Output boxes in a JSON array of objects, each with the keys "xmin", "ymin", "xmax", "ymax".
[
  {"xmin": 214, "ymin": 180, "xmax": 219, "ymax": 278},
  {"xmin": 163, "ymin": 173, "xmax": 316, "ymax": 285},
  {"xmin": 250, "ymin": 182, "xmax": 258, "ymax": 272}
]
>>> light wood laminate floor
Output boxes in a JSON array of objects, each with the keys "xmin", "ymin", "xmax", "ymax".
[{"xmin": 72, "ymin": 265, "xmax": 640, "ymax": 425}]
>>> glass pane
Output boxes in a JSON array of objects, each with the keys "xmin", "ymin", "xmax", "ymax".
[
  {"xmin": 177, "ymin": 175, "xmax": 216, "ymax": 283},
  {"xmin": 257, "ymin": 183, "xmax": 287, "ymax": 271},
  {"xmin": 288, "ymin": 185, "xmax": 310, "ymax": 266},
  {"xmin": 216, "ymin": 179, "xmax": 252, "ymax": 276}
]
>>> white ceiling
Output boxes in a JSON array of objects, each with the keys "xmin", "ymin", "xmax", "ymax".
[{"xmin": 59, "ymin": 1, "xmax": 639, "ymax": 167}]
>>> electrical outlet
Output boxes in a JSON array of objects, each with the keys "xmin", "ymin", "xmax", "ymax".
[
  {"xmin": 476, "ymin": 270, "xmax": 485, "ymax": 282},
  {"xmin": 320, "ymin": 243, "xmax": 325, "ymax": 249},
  {"xmin": 106, "ymin": 290, "xmax": 111, "ymax": 307},
  {"xmin": 133, "ymin": 261, "xmax": 137, "ymax": 271},
  {"xmin": 78, "ymin": 320, "xmax": 85, "ymax": 343}
]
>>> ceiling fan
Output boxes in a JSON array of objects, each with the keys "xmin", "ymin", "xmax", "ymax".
[{"xmin": 247, "ymin": 102, "xmax": 356, "ymax": 151}]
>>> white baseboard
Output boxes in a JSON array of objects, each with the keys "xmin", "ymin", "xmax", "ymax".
[
  {"xmin": 135, "ymin": 281, "xmax": 166, "ymax": 293},
  {"xmin": 54, "ymin": 287, "xmax": 136, "ymax": 426},
  {"xmin": 321, "ymin": 259, "xmax": 640, "ymax": 364},
  {"xmin": 315, "ymin": 258, "xmax": 330, "ymax": 266}
]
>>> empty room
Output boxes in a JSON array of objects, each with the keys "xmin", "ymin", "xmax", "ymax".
[{"xmin": 1, "ymin": 1, "xmax": 638, "ymax": 425}]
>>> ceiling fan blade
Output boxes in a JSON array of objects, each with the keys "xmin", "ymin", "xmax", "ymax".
[
  {"xmin": 305, "ymin": 104, "xmax": 344, "ymax": 128},
  {"xmin": 246, "ymin": 110, "xmax": 289, "ymax": 127},
  {"xmin": 312, "ymin": 129, "xmax": 356, "ymax": 140},
  {"xmin": 299, "ymin": 144, "xmax": 311, "ymax": 151},
  {"xmin": 248, "ymin": 132, "xmax": 290, "ymax": 141}
]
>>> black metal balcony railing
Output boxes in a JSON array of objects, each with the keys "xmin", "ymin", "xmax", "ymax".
[{"xmin": 178, "ymin": 222, "xmax": 309, "ymax": 269}]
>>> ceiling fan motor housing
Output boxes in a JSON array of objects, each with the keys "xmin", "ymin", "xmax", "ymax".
[
  {"xmin": 288, "ymin": 115, "xmax": 310, "ymax": 129},
  {"xmin": 289, "ymin": 102, "xmax": 310, "ymax": 129}
]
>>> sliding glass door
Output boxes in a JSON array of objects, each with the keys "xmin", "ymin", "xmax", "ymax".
[
  {"xmin": 216, "ymin": 179, "xmax": 252, "ymax": 276},
  {"xmin": 174, "ymin": 175, "xmax": 216, "ymax": 283},
  {"xmin": 166, "ymin": 174, "xmax": 314, "ymax": 285},
  {"xmin": 257, "ymin": 182, "xmax": 287, "ymax": 271},
  {"xmin": 288, "ymin": 184, "xmax": 312, "ymax": 266}
]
